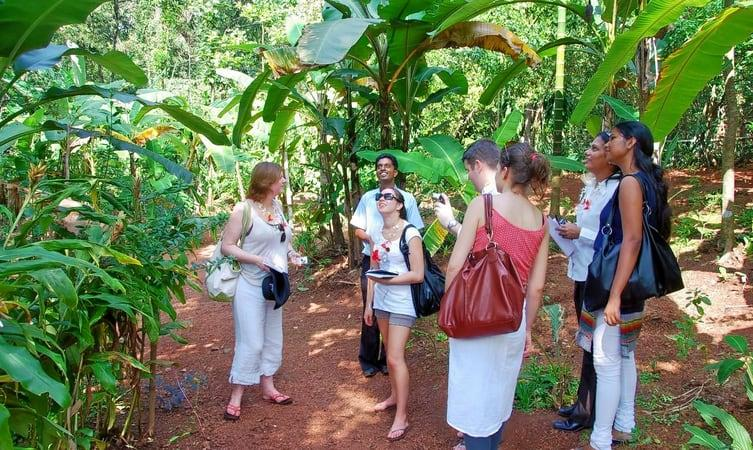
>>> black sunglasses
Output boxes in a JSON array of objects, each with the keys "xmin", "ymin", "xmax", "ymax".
[
  {"xmin": 375, "ymin": 192, "xmax": 398, "ymax": 201},
  {"xmin": 277, "ymin": 223, "xmax": 286, "ymax": 243}
]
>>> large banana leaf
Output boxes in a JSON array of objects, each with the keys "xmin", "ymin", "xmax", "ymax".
[
  {"xmin": 39, "ymin": 121, "xmax": 193, "ymax": 183},
  {"xmin": 0, "ymin": 0, "xmax": 107, "ymax": 60},
  {"xmin": 642, "ymin": 4, "xmax": 753, "ymax": 141},
  {"xmin": 262, "ymin": 73, "xmax": 306, "ymax": 122},
  {"xmin": 417, "ymin": 134, "xmax": 466, "ymax": 184},
  {"xmin": 424, "ymin": 22, "xmax": 540, "ymax": 66},
  {"xmin": 0, "ymin": 340, "xmax": 71, "ymax": 408},
  {"xmin": 548, "ymin": 155, "xmax": 586, "ymax": 172},
  {"xmin": 269, "ymin": 108, "xmax": 297, "ymax": 152},
  {"xmin": 479, "ymin": 37, "xmax": 599, "ymax": 106},
  {"xmin": 416, "ymin": 69, "xmax": 468, "ymax": 113},
  {"xmin": 378, "ymin": 0, "xmax": 426, "ymax": 20},
  {"xmin": 261, "ymin": 46, "xmax": 311, "ymax": 76},
  {"xmin": 602, "ymin": 95, "xmax": 638, "ymax": 122},
  {"xmin": 13, "ymin": 45, "xmax": 148, "ymax": 86},
  {"xmin": 570, "ymin": 0, "xmax": 711, "ymax": 124},
  {"xmin": 355, "ymin": 149, "xmax": 445, "ymax": 183},
  {"xmin": 233, "ymin": 68, "xmax": 269, "ymax": 146},
  {"xmin": 387, "ymin": 22, "xmax": 434, "ymax": 66},
  {"xmin": 199, "ymin": 135, "xmax": 236, "ymax": 173},
  {"xmin": 492, "ymin": 109, "xmax": 523, "ymax": 146},
  {"xmin": 427, "ymin": 0, "xmax": 587, "ymax": 36},
  {"xmin": 297, "ymin": 18, "xmax": 381, "ymax": 65},
  {"xmin": 423, "ymin": 219, "xmax": 449, "ymax": 256},
  {"xmin": 0, "ymin": 85, "xmax": 229, "ymax": 146}
]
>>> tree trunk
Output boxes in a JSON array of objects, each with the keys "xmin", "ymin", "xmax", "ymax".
[
  {"xmin": 549, "ymin": 6, "xmax": 567, "ymax": 216},
  {"xmin": 345, "ymin": 84, "xmax": 361, "ymax": 267},
  {"xmin": 146, "ymin": 339, "xmax": 157, "ymax": 439},
  {"xmin": 281, "ymin": 142, "xmax": 294, "ymax": 227},
  {"xmin": 378, "ymin": 90, "xmax": 392, "ymax": 149},
  {"xmin": 720, "ymin": 4, "xmax": 739, "ymax": 262}
]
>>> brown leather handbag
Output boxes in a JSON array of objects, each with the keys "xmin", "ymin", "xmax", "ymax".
[{"xmin": 438, "ymin": 194, "xmax": 526, "ymax": 338}]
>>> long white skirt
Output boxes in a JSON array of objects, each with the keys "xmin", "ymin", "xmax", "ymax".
[
  {"xmin": 228, "ymin": 276, "xmax": 283, "ymax": 385},
  {"xmin": 447, "ymin": 311, "xmax": 526, "ymax": 437}
]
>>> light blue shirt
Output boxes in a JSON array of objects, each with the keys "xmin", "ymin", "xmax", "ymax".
[{"xmin": 350, "ymin": 187, "xmax": 424, "ymax": 256}]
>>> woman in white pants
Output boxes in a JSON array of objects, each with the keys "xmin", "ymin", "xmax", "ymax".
[
  {"xmin": 574, "ymin": 122, "xmax": 672, "ymax": 450},
  {"xmin": 220, "ymin": 162, "xmax": 304, "ymax": 420}
]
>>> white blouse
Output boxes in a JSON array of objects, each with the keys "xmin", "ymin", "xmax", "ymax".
[
  {"xmin": 567, "ymin": 174, "xmax": 620, "ymax": 281},
  {"xmin": 372, "ymin": 226, "xmax": 422, "ymax": 317}
]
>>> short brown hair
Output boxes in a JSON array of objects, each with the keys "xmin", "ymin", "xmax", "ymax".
[{"xmin": 246, "ymin": 162, "xmax": 283, "ymax": 201}]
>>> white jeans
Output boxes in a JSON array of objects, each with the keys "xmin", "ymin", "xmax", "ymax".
[
  {"xmin": 229, "ymin": 277, "xmax": 283, "ymax": 385},
  {"xmin": 590, "ymin": 310, "xmax": 637, "ymax": 450}
]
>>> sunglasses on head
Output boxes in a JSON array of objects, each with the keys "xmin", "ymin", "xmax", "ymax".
[{"xmin": 375, "ymin": 192, "xmax": 398, "ymax": 201}]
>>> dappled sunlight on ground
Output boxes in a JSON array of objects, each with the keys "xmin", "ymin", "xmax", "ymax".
[{"xmin": 301, "ymin": 385, "xmax": 382, "ymax": 447}]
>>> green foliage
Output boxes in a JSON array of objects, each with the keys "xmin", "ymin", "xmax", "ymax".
[
  {"xmin": 570, "ymin": 0, "xmax": 710, "ymax": 124},
  {"xmin": 515, "ymin": 356, "xmax": 578, "ymax": 412},
  {"xmin": 643, "ymin": 4, "xmax": 753, "ymax": 141}
]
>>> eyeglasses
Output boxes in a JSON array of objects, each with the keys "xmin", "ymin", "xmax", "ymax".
[
  {"xmin": 277, "ymin": 223, "xmax": 286, "ymax": 243},
  {"xmin": 375, "ymin": 192, "xmax": 397, "ymax": 201}
]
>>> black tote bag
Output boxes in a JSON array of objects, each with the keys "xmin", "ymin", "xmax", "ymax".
[
  {"xmin": 584, "ymin": 175, "xmax": 684, "ymax": 311},
  {"xmin": 399, "ymin": 224, "xmax": 445, "ymax": 317}
]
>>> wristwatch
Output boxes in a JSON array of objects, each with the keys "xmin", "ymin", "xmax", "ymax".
[{"xmin": 447, "ymin": 219, "xmax": 459, "ymax": 231}]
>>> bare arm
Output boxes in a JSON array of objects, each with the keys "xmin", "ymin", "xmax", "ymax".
[
  {"xmin": 354, "ymin": 227, "xmax": 373, "ymax": 247},
  {"xmin": 445, "ymin": 197, "xmax": 484, "ymax": 289},
  {"xmin": 220, "ymin": 202, "xmax": 266, "ymax": 268},
  {"xmin": 604, "ymin": 176, "xmax": 643, "ymax": 326},
  {"xmin": 525, "ymin": 225, "xmax": 550, "ymax": 333}
]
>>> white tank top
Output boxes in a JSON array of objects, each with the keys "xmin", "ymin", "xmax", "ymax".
[{"xmin": 239, "ymin": 200, "xmax": 290, "ymax": 286}]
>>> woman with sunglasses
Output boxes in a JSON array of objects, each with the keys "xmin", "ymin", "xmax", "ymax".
[
  {"xmin": 364, "ymin": 187, "xmax": 425, "ymax": 442},
  {"xmin": 220, "ymin": 161, "xmax": 305, "ymax": 420}
]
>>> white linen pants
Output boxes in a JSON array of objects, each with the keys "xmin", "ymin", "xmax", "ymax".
[
  {"xmin": 590, "ymin": 310, "xmax": 637, "ymax": 450},
  {"xmin": 228, "ymin": 276, "xmax": 283, "ymax": 385}
]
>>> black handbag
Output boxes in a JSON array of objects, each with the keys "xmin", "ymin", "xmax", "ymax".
[
  {"xmin": 399, "ymin": 224, "xmax": 445, "ymax": 317},
  {"xmin": 584, "ymin": 175, "xmax": 683, "ymax": 311}
]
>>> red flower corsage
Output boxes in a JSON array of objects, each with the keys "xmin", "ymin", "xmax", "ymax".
[
  {"xmin": 371, "ymin": 248, "xmax": 380, "ymax": 263},
  {"xmin": 381, "ymin": 241, "xmax": 391, "ymax": 253},
  {"xmin": 582, "ymin": 199, "xmax": 591, "ymax": 210}
]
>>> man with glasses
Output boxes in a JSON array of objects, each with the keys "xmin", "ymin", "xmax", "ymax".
[{"xmin": 350, "ymin": 154, "xmax": 424, "ymax": 378}]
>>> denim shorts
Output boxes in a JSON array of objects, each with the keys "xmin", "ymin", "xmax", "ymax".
[{"xmin": 374, "ymin": 308, "xmax": 416, "ymax": 328}]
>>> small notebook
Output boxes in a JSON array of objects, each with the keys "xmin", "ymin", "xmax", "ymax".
[{"xmin": 366, "ymin": 269, "xmax": 398, "ymax": 279}]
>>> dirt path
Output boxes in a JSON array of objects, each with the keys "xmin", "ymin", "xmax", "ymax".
[
  {"xmin": 148, "ymin": 170, "xmax": 753, "ymax": 449},
  {"xmin": 149, "ymin": 247, "xmax": 575, "ymax": 449}
]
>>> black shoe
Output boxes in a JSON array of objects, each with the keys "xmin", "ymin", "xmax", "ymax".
[
  {"xmin": 363, "ymin": 367, "xmax": 378, "ymax": 378},
  {"xmin": 380, "ymin": 365, "xmax": 389, "ymax": 376},
  {"xmin": 552, "ymin": 419, "xmax": 587, "ymax": 433},
  {"xmin": 557, "ymin": 404, "xmax": 576, "ymax": 417}
]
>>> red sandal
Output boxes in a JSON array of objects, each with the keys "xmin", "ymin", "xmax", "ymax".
[
  {"xmin": 224, "ymin": 403, "xmax": 241, "ymax": 421},
  {"xmin": 262, "ymin": 393, "xmax": 293, "ymax": 405}
]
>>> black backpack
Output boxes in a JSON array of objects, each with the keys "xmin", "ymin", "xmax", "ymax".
[{"xmin": 399, "ymin": 224, "xmax": 446, "ymax": 317}]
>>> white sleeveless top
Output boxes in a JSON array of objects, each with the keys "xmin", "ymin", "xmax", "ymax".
[
  {"xmin": 239, "ymin": 199, "xmax": 290, "ymax": 286},
  {"xmin": 372, "ymin": 225, "xmax": 422, "ymax": 317}
]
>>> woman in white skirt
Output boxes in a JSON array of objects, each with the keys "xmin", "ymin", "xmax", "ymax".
[
  {"xmin": 220, "ymin": 161, "xmax": 304, "ymax": 420},
  {"xmin": 364, "ymin": 187, "xmax": 425, "ymax": 442},
  {"xmin": 445, "ymin": 143, "xmax": 550, "ymax": 449}
]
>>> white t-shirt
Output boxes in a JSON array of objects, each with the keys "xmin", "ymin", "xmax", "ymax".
[
  {"xmin": 372, "ymin": 226, "xmax": 422, "ymax": 317},
  {"xmin": 350, "ymin": 188, "xmax": 424, "ymax": 256}
]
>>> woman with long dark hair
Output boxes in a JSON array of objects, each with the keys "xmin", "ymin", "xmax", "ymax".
[
  {"xmin": 363, "ymin": 187, "xmax": 425, "ymax": 442},
  {"xmin": 574, "ymin": 121, "xmax": 672, "ymax": 450}
]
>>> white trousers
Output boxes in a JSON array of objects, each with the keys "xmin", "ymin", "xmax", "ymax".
[
  {"xmin": 229, "ymin": 277, "xmax": 283, "ymax": 385},
  {"xmin": 590, "ymin": 310, "xmax": 637, "ymax": 450}
]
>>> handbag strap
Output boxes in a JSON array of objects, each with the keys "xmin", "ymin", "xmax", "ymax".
[
  {"xmin": 399, "ymin": 223, "xmax": 416, "ymax": 270},
  {"xmin": 483, "ymin": 193, "xmax": 494, "ymax": 242},
  {"xmin": 239, "ymin": 200, "xmax": 253, "ymax": 248},
  {"xmin": 601, "ymin": 173, "xmax": 654, "ymax": 241}
]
